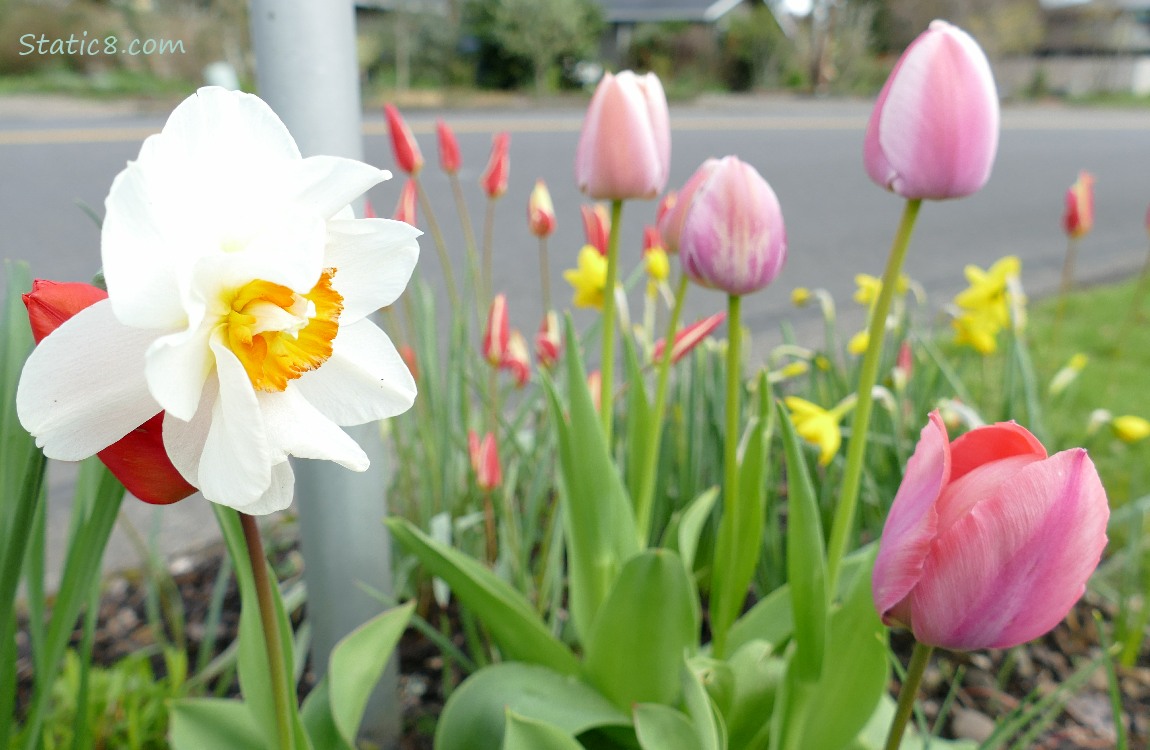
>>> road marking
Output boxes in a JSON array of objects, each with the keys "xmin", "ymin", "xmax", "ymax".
[{"xmin": 2, "ymin": 112, "xmax": 1148, "ymax": 146}]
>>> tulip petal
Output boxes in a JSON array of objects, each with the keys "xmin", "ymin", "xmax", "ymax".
[
  {"xmin": 576, "ymin": 72, "xmax": 668, "ymax": 200},
  {"xmin": 294, "ymin": 319, "xmax": 416, "ymax": 425},
  {"xmin": 98, "ymin": 412, "xmax": 196, "ymax": 505},
  {"xmin": 872, "ymin": 412, "xmax": 950, "ymax": 622},
  {"xmin": 260, "ymin": 386, "xmax": 369, "ymax": 471},
  {"xmin": 910, "ymin": 449, "xmax": 1108, "ymax": 650},
  {"xmin": 949, "ymin": 420, "xmax": 1046, "ymax": 481},
  {"xmin": 324, "ymin": 218, "xmax": 421, "ymax": 323},
  {"xmin": 17, "ymin": 300, "xmax": 161, "ymax": 460}
]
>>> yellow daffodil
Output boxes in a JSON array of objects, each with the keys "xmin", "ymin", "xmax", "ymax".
[
  {"xmin": 952, "ymin": 311, "xmax": 1000, "ymax": 355},
  {"xmin": 792, "ymin": 287, "xmax": 811, "ymax": 306},
  {"xmin": 644, "ymin": 245, "xmax": 670, "ymax": 297},
  {"xmin": 954, "ymin": 255, "xmax": 1020, "ymax": 329},
  {"xmin": 853, "ymin": 273, "xmax": 910, "ymax": 307},
  {"xmin": 564, "ymin": 245, "xmax": 609, "ymax": 309},
  {"xmin": 1112, "ymin": 415, "xmax": 1150, "ymax": 444},
  {"xmin": 848, "ymin": 330, "xmax": 869, "ymax": 355},
  {"xmin": 784, "ymin": 395, "xmax": 856, "ymax": 466}
]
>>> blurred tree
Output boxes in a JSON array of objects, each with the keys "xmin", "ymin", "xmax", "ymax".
[
  {"xmin": 881, "ymin": 0, "xmax": 1044, "ymax": 58},
  {"xmin": 721, "ymin": 5, "xmax": 795, "ymax": 91},
  {"xmin": 479, "ymin": 0, "xmax": 602, "ymax": 95}
]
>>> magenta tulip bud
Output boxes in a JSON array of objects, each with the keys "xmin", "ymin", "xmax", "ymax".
[
  {"xmin": 575, "ymin": 71, "xmax": 671, "ymax": 200},
  {"xmin": 873, "ymin": 412, "xmax": 1109, "ymax": 651},
  {"xmin": 864, "ymin": 20, "xmax": 999, "ymax": 200},
  {"xmin": 657, "ymin": 158, "xmax": 719, "ymax": 254},
  {"xmin": 678, "ymin": 156, "xmax": 786, "ymax": 297}
]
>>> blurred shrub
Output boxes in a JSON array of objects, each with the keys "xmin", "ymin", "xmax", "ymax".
[
  {"xmin": 625, "ymin": 22, "xmax": 721, "ymax": 97},
  {"xmin": 719, "ymin": 5, "xmax": 798, "ymax": 91}
]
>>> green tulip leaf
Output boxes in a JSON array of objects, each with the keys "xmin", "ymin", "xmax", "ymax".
[
  {"xmin": 621, "ymin": 325, "xmax": 653, "ymax": 505},
  {"xmin": 169, "ymin": 698, "xmax": 264, "ymax": 750},
  {"xmin": 634, "ymin": 704, "xmax": 698, "ymax": 750},
  {"xmin": 724, "ymin": 640, "xmax": 785, "ymax": 749},
  {"xmin": 385, "ymin": 517, "xmax": 578, "ymax": 674},
  {"xmin": 682, "ymin": 656, "xmax": 726, "ymax": 750},
  {"xmin": 661, "ymin": 486, "xmax": 720, "ymax": 574},
  {"xmin": 435, "ymin": 663, "xmax": 629, "ymax": 750},
  {"xmin": 503, "ymin": 711, "xmax": 586, "ymax": 750},
  {"xmin": 582, "ymin": 549, "xmax": 698, "ymax": 709}
]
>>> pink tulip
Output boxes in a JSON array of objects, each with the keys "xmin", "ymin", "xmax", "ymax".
[
  {"xmin": 436, "ymin": 119, "xmax": 461, "ymax": 175},
  {"xmin": 575, "ymin": 71, "xmax": 671, "ymax": 200},
  {"xmin": 383, "ymin": 103, "xmax": 424, "ymax": 176},
  {"xmin": 482, "ymin": 294, "xmax": 510, "ymax": 366},
  {"xmin": 581, "ymin": 204, "xmax": 611, "ymax": 256},
  {"xmin": 658, "ymin": 159, "xmax": 719, "ymax": 254},
  {"xmin": 873, "ymin": 411, "xmax": 1109, "ymax": 651},
  {"xmin": 1062, "ymin": 171, "xmax": 1094, "ymax": 239},
  {"xmin": 468, "ymin": 430, "xmax": 502, "ymax": 492},
  {"xmin": 528, "ymin": 180, "xmax": 556, "ymax": 238},
  {"xmin": 480, "ymin": 132, "xmax": 510, "ymax": 199},
  {"xmin": 393, "ymin": 179, "xmax": 418, "ymax": 227},
  {"xmin": 679, "ymin": 156, "xmax": 787, "ymax": 296},
  {"xmin": 864, "ymin": 21, "xmax": 998, "ymax": 200}
]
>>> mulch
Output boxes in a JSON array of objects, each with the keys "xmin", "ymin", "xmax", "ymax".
[{"xmin": 14, "ymin": 532, "xmax": 1150, "ymax": 750}]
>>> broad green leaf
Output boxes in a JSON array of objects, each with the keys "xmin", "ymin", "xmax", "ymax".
[
  {"xmin": 299, "ymin": 676, "xmax": 353, "ymax": 750},
  {"xmin": 682, "ymin": 656, "xmax": 725, "ymax": 750},
  {"xmin": 503, "ymin": 711, "xmax": 586, "ymax": 750},
  {"xmin": 540, "ymin": 315, "xmax": 639, "ymax": 643},
  {"xmin": 329, "ymin": 602, "xmax": 415, "ymax": 745},
  {"xmin": 688, "ymin": 655, "xmax": 734, "ymax": 723},
  {"xmin": 777, "ymin": 401, "xmax": 827, "ymax": 683},
  {"xmin": 660, "ymin": 486, "xmax": 720, "ymax": 573},
  {"xmin": 582, "ymin": 549, "xmax": 698, "ymax": 709},
  {"xmin": 385, "ymin": 517, "xmax": 578, "ymax": 674},
  {"xmin": 436, "ymin": 663, "xmax": 629, "ymax": 750},
  {"xmin": 723, "ymin": 640, "xmax": 784, "ymax": 749},
  {"xmin": 634, "ymin": 704, "xmax": 697, "ymax": 750},
  {"xmin": 169, "ymin": 698, "xmax": 264, "ymax": 750}
]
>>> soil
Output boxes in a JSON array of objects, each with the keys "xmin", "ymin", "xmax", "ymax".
[{"xmin": 14, "ymin": 531, "xmax": 1150, "ymax": 750}]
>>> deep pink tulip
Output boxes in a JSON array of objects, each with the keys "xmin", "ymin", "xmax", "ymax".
[
  {"xmin": 480, "ymin": 132, "xmax": 510, "ymax": 199},
  {"xmin": 436, "ymin": 119, "xmax": 461, "ymax": 175},
  {"xmin": 873, "ymin": 411, "xmax": 1109, "ymax": 651},
  {"xmin": 1062, "ymin": 171, "xmax": 1094, "ymax": 239},
  {"xmin": 575, "ymin": 71, "xmax": 671, "ymax": 200},
  {"xmin": 657, "ymin": 159, "xmax": 719, "ymax": 254},
  {"xmin": 864, "ymin": 20, "xmax": 999, "ymax": 200},
  {"xmin": 678, "ymin": 156, "xmax": 787, "ymax": 296},
  {"xmin": 383, "ymin": 103, "xmax": 424, "ymax": 176},
  {"xmin": 23, "ymin": 280, "xmax": 196, "ymax": 506}
]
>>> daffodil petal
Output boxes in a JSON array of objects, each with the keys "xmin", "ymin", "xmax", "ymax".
[
  {"xmin": 325, "ymin": 218, "xmax": 421, "ymax": 322},
  {"xmin": 240, "ymin": 460, "xmax": 296, "ymax": 516},
  {"xmin": 294, "ymin": 319, "xmax": 416, "ymax": 425},
  {"xmin": 145, "ymin": 323, "xmax": 215, "ymax": 422},
  {"xmin": 288, "ymin": 156, "xmax": 391, "ymax": 220},
  {"xmin": 17, "ymin": 300, "xmax": 161, "ymax": 460},
  {"xmin": 260, "ymin": 387, "xmax": 369, "ymax": 470}
]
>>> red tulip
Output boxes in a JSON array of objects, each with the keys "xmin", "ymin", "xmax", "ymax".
[
  {"xmin": 436, "ymin": 118, "xmax": 461, "ymax": 175},
  {"xmin": 468, "ymin": 430, "xmax": 502, "ymax": 491},
  {"xmin": 873, "ymin": 411, "xmax": 1109, "ymax": 650},
  {"xmin": 393, "ymin": 179, "xmax": 418, "ymax": 227},
  {"xmin": 482, "ymin": 294, "xmax": 510, "ymax": 365},
  {"xmin": 651, "ymin": 311, "xmax": 726, "ymax": 365},
  {"xmin": 581, "ymin": 203, "xmax": 611, "ymax": 256},
  {"xmin": 22, "ymin": 280, "xmax": 195, "ymax": 505},
  {"xmin": 1062, "ymin": 171, "xmax": 1094, "ymax": 239},
  {"xmin": 535, "ymin": 311, "xmax": 561, "ymax": 369},
  {"xmin": 384, "ymin": 103, "xmax": 424, "ymax": 175},
  {"xmin": 480, "ymin": 132, "xmax": 510, "ymax": 199},
  {"xmin": 528, "ymin": 179, "xmax": 556, "ymax": 238}
]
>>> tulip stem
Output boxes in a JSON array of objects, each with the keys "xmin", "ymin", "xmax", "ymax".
[
  {"xmin": 539, "ymin": 236, "xmax": 553, "ymax": 313},
  {"xmin": 413, "ymin": 176, "xmax": 459, "ymax": 310},
  {"xmin": 885, "ymin": 641, "xmax": 934, "ymax": 750},
  {"xmin": 599, "ymin": 199, "xmax": 624, "ymax": 443},
  {"xmin": 448, "ymin": 173, "xmax": 484, "ymax": 315},
  {"xmin": 483, "ymin": 198, "xmax": 497, "ymax": 306},
  {"xmin": 240, "ymin": 513, "xmax": 294, "ymax": 750},
  {"xmin": 635, "ymin": 272, "xmax": 689, "ymax": 546},
  {"xmin": 827, "ymin": 198, "xmax": 921, "ymax": 594},
  {"xmin": 1054, "ymin": 236, "xmax": 1078, "ymax": 339}
]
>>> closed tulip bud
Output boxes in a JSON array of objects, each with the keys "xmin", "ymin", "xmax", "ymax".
[
  {"xmin": 656, "ymin": 191, "xmax": 677, "ymax": 228},
  {"xmin": 468, "ymin": 430, "xmax": 502, "ymax": 492},
  {"xmin": 581, "ymin": 203, "xmax": 611, "ymax": 255},
  {"xmin": 482, "ymin": 294, "xmax": 510, "ymax": 365},
  {"xmin": 436, "ymin": 118, "xmax": 461, "ymax": 175},
  {"xmin": 651, "ymin": 311, "xmax": 726, "ymax": 365},
  {"xmin": 480, "ymin": 132, "xmax": 510, "ymax": 199},
  {"xmin": 873, "ymin": 412, "xmax": 1109, "ymax": 651},
  {"xmin": 22, "ymin": 280, "xmax": 195, "ymax": 505},
  {"xmin": 393, "ymin": 179, "xmax": 418, "ymax": 226},
  {"xmin": 535, "ymin": 311, "xmax": 562, "ymax": 369},
  {"xmin": 501, "ymin": 329, "xmax": 530, "ymax": 388},
  {"xmin": 1063, "ymin": 171, "xmax": 1094, "ymax": 239},
  {"xmin": 864, "ymin": 21, "xmax": 999, "ymax": 200},
  {"xmin": 576, "ymin": 70, "xmax": 671, "ymax": 200},
  {"xmin": 399, "ymin": 344, "xmax": 419, "ymax": 383},
  {"xmin": 363, "ymin": 199, "xmax": 378, "ymax": 219},
  {"xmin": 383, "ymin": 103, "xmax": 424, "ymax": 175},
  {"xmin": 657, "ymin": 159, "xmax": 719, "ymax": 254},
  {"xmin": 679, "ymin": 156, "xmax": 787, "ymax": 296},
  {"xmin": 528, "ymin": 179, "xmax": 556, "ymax": 238}
]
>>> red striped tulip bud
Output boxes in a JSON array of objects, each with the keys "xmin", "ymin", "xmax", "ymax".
[
  {"xmin": 383, "ymin": 103, "xmax": 424, "ymax": 175},
  {"xmin": 480, "ymin": 132, "xmax": 510, "ymax": 199},
  {"xmin": 393, "ymin": 179, "xmax": 418, "ymax": 227},
  {"xmin": 535, "ymin": 311, "xmax": 561, "ymax": 369},
  {"xmin": 528, "ymin": 180, "xmax": 556, "ymax": 238},
  {"xmin": 651, "ymin": 311, "xmax": 725, "ymax": 365},
  {"xmin": 482, "ymin": 294, "xmax": 510, "ymax": 365},
  {"xmin": 581, "ymin": 203, "xmax": 611, "ymax": 256},
  {"xmin": 501, "ymin": 329, "xmax": 530, "ymax": 388},
  {"xmin": 1062, "ymin": 171, "xmax": 1094, "ymax": 239},
  {"xmin": 436, "ymin": 118, "xmax": 461, "ymax": 175},
  {"xmin": 468, "ymin": 430, "xmax": 502, "ymax": 491}
]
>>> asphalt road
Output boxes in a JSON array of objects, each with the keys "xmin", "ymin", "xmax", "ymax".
[{"xmin": 2, "ymin": 94, "xmax": 1149, "ymax": 585}]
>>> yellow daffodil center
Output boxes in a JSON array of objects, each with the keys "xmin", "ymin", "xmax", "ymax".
[{"xmin": 225, "ymin": 269, "xmax": 343, "ymax": 392}]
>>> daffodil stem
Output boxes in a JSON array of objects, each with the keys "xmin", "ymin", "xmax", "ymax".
[
  {"xmin": 539, "ymin": 236, "xmax": 553, "ymax": 313},
  {"xmin": 635, "ymin": 273, "xmax": 689, "ymax": 546},
  {"xmin": 827, "ymin": 198, "xmax": 921, "ymax": 594},
  {"xmin": 599, "ymin": 199, "xmax": 624, "ymax": 443},
  {"xmin": 240, "ymin": 513, "xmax": 294, "ymax": 750},
  {"xmin": 885, "ymin": 641, "xmax": 933, "ymax": 750},
  {"xmin": 414, "ymin": 176, "xmax": 459, "ymax": 310}
]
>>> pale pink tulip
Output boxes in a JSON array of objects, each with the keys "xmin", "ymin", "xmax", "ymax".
[
  {"xmin": 575, "ymin": 71, "xmax": 670, "ymax": 200},
  {"xmin": 657, "ymin": 159, "xmax": 719, "ymax": 254},
  {"xmin": 679, "ymin": 156, "xmax": 786, "ymax": 296},
  {"xmin": 873, "ymin": 412, "xmax": 1109, "ymax": 651},
  {"xmin": 864, "ymin": 20, "xmax": 998, "ymax": 200}
]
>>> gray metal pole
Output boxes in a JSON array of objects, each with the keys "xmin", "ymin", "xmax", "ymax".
[{"xmin": 248, "ymin": 2, "xmax": 400, "ymax": 746}]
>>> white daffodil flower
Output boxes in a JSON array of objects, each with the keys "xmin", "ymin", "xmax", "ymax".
[{"xmin": 17, "ymin": 87, "xmax": 420, "ymax": 515}]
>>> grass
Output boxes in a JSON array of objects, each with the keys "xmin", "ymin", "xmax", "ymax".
[{"xmin": 0, "ymin": 69, "xmax": 195, "ymax": 99}]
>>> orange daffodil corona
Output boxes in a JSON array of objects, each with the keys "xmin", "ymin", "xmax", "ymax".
[{"xmin": 17, "ymin": 87, "xmax": 420, "ymax": 515}]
